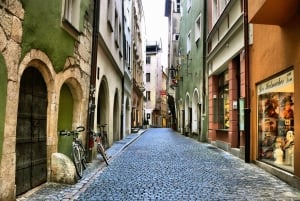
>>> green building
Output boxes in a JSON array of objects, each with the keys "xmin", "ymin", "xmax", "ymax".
[
  {"xmin": 0, "ymin": 0, "xmax": 92, "ymax": 199},
  {"xmin": 175, "ymin": 0, "xmax": 207, "ymax": 141}
]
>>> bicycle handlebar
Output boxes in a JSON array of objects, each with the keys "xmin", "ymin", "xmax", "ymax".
[
  {"xmin": 59, "ymin": 126, "xmax": 85, "ymax": 136},
  {"xmin": 59, "ymin": 130, "xmax": 69, "ymax": 136},
  {"xmin": 76, "ymin": 126, "xmax": 85, "ymax": 132}
]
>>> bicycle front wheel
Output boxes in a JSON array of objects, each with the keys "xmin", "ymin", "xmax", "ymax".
[
  {"xmin": 97, "ymin": 143, "xmax": 109, "ymax": 166},
  {"xmin": 73, "ymin": 145, "xmax": 83, "ymax": 178}
]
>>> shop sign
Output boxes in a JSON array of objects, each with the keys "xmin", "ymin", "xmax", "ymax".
[{"xmin": 258, "ymin": 70, "xmax": 294, "ymax": 95}]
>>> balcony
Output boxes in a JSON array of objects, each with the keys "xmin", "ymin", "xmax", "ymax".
[{"xmin": 249, "ymin": 0, "xmax": 300, "ymax": 26}]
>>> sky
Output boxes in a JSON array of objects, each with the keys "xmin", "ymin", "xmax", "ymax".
[{"xmin": 142, "ymin": 0, "xmax": 168, "ymax": 67}]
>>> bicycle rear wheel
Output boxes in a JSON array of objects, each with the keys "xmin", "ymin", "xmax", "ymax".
[
  {"xmin": 97, "ymin": 143, "xmax": 109, "ymax": 166},
  {"xmin": 73, "ymin": 145, "xmax": 83, "ymax": 178}
]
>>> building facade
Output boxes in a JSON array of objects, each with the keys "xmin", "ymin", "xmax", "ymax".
[
  {"xmin": 131, "ymin": 0, "xmax": 145, "ymax": 129},
  {"xmin": 94, "ymin": 0, "xmax": 124, "ymax": 145},
  {"xmin": 145, "ymin": 41, "xmax": 168, "ymax": 127},
  {"xmin": 164, "ymin": 0, "xmax": 181, "ymax": 129},
  {"xmin": 206, "ymin": 0, "xmax": 247, "ymax": 158},
  {"xmin": 248, "ymin": 0, "xmax": 300, "ymax": 188},
  {"xmin": 0, "ymin": 0, "xmax": 92, "ymax": 199},
  {"xmin": 122, "ymin": 0, "xmax": 133, "ymax": 138},
  {"xmin": 176, "ymin": 0, "xmax": 207, "ymax": 141}
]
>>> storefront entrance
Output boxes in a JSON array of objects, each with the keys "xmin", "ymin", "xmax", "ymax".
[{"xmin": 16, "ymin": 67, "xmax": 48, "ymax": 195}]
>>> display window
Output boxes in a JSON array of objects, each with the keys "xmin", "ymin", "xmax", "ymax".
[
  {"xmin": 257, "ymin": 70, "xmax": 294, "ymax": 172},
  {"xmin": 218, "ymin": 71, "xmax": 229, "ymax": 129}
]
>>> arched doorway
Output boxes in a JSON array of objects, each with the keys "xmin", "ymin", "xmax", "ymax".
[
  {"xmin": 97, "ymin": 78, "xmax": 109, "ymax": 144},
  {"xmin": 185, "ymin": 94, "xmax": 191, "ymax": 135},
  {"xmin": 192, "ymin": 89, "xmax": 200, "ymax": 134},
  {"xmin": 57, "ymin": 84, "xmax": 74, "ymax": 158},
  {"xmin": 113, "ymin": 90, "xmax": 120, "ymax": 141},
  {"xmin": 125, "ymin": 97, "xmax": 130, "ymax": 136},
  {"xmin": 16, "ymin": 67, "xmax": 47, "ymax": 195}
]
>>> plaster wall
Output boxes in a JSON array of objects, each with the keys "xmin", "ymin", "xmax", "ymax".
[
  {"xmin": 96, "ymin": 45, "xmax": 123, "ymax": 145},
  {"xmin": 249, "ymin": 20, "xmax": 300, "ymax": 177}
]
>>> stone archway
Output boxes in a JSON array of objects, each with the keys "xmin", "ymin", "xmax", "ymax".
[
  {"xmin": 97, "ymin": 77, "xmax": 109, "ymax": 143},
  {"xmin": 113, "ymin": 89, "xmax": 120, "ymax": 142}
]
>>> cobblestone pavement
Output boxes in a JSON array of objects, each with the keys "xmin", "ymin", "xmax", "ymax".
[
  {"xmin": 16, "ymin": 130, "xmax": 144, "ymax": 201},
  {"xmin": 18, "ymin": 128, "xmax": 300, "ymax": 200},
  {"xmin": 74, "ymin": 128, "xmax": 300, "ymax": 201}
]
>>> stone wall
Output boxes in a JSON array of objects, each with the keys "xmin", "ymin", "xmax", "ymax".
[{"xmin": 0, "ymin": 1, "xmax": 92, "ymax": 200}]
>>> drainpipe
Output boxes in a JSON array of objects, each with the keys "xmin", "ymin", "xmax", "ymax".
[
  {"xmin": 201, "ymin": 0, "xmax": 207, "ymax": 142},
  {"xmin": 87, "ymin": 0, "xmax": 100, "ymax": 162},
  {"xmin": 243, "ymin": 0, "xmax": 251, "ymax": 163},
  {"xmin": 120, "ymin": 1, "xmax": 125, "ymax": 139}
]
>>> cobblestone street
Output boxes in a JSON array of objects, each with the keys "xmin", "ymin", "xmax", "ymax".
[
  {"xmin": 75, "ymin": 128, "xmax": 300, "ymax": 201},
  {"xmin": 19, "ymin": 128, "xmax": 300, "ymax": 200}
]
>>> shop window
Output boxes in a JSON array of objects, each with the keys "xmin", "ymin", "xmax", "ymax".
[
  {"xmin": 257, "ymin": 70, "xmax": 294, "ymax": 171},
  {"xmin": 218, "ymin": 71, "xmax": 229, "ymax": 129}
]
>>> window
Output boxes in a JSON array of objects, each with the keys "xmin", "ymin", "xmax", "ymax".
[
  {"xmin": 114, "ymin": 10, "xmax": 119, "ymax": 47},
  {"xmin": 174, "ymin": 0, "xmax": 181, "ymax": 13},
  {"xmin": 173, "ymin": 33, "xmax": 180, "ymax": 41},
  {"xmin": 146, "ymin": 56, "xmax": 151, "ymax": 64},
  {"xmin": 146, "ymin": 73, "xmax": 150, "ymax": 82},
  {"xmin": 187, "ymin": 0, "xmax": 191, "ymax": 12},
  {"xmin": 119, "ymin": 24, "xmax": 122, "ymax": 57},
  {"xmin": 63, "ymin": 0, "xmax": 80, "ymax": 30},
  {"xmin": 257, "ymin": 70, "xmax": 294, "ymax": 170},
  {"xmin": 218, "ymin": 71, "xmax": 229, "ymax": 129},
  {"xmin": 212, "ymin": 0, "xmax": 230, "ymax": 24},
  {"xmin": 195, "ymin": 14, "xmax": 201, "ymax": 43},
  {"xmin": 146, "ymin": 91, "xmax": 151, "ymax": 101},
  {"xmin": 187, "ymin": 31, "xmax": 191, "ymax": 53},
  {"xmin": 107, "ymin": 0, "xmax": 114, "ymax": 31}
]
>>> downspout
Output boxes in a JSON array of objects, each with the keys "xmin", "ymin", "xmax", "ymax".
[
  {"xmin": 243, "ymin": 0, "xmax": 251, "ymax": 163},
  {"xmin": 120, "ymin": 1, "xmax": 125, "ymax": 139},
  {"xmin": 201, "ymin": 0, "xmax": 207, "ymax": 142},
  {"xmin": 87, "ymin": 0, "xmax": 100, "ymax": 162}
]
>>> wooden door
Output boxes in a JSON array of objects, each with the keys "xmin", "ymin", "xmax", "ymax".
[{"xmin": 16, "ymin": 67, "xmax": 47, "ymax": 195}]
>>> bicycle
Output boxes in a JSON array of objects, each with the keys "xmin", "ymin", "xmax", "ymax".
[
  {"xmin": 100, "ymin": 123, "xmax": 109, "ymax": 149},
  {"xmin": 59, "ymin": 126, "xmax": 87, "ymax": 178},
  {"xmin": 92, "ymin": 126, "xmax": 109, "ymax": 166}
]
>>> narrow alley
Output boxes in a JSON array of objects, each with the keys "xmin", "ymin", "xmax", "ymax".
[{"xmin": 21, "ymin": 128, "xmax": 300, "ymax": 200}]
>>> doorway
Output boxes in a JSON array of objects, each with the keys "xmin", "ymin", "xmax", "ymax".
[{"xmin": 16, "ymin": 67, "xmax": 48, "ymax": 195}]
